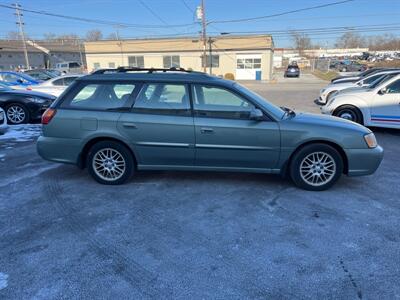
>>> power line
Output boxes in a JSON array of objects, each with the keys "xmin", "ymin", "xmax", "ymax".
[
  {"xmin": 211, "ymin": 0, "xmax": 355, "ymax": 24},
  {"xmin": 137, "ymin": 0, "xmax": 169, "ymax": 26},
  {"xmin": 0, "ymin": 3, "xmax": 195, "ymax": 29}
]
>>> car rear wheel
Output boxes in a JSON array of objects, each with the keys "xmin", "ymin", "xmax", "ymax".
[
  {"xmin": 290, "ymin": 144, "xmax": 343, "ymax": 191},
  {"xmin": 5, "ymin": 103, "xmax": 30, "ymax": 124},
  {"xmin": 333, "ymin": 105, "xmax": 363, "ymax": 124},
  {"xmin": 87, "ymin": 141, "xmax": 135, "ymax": 185}
]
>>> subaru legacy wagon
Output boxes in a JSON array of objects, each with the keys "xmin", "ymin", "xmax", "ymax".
[{"xmin": 37, "ymin": 67, "xmax": 383, "ymax": 191}]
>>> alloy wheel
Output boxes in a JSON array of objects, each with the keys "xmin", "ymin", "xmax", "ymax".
[
  {"xmin": 92, "ymin": 148, "xmax": 126, "ymax": 181},
  {"xmin": 7, "ymin": 105, "xmax": 26, "ymax": 124},
  {"xmin": 300, "ymin": 152, "xmax": 336, "ymax": 187}
]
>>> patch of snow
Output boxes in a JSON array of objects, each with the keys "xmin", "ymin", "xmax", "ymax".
[
  {"xmin": 0, "ymin": 273, "xmax": 8, "ymax": 290},
  {"xmin": 0, "ymin": 124, "xmax": 41, "ymax": 142}
]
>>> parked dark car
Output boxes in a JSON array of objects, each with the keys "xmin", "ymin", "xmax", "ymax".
[
  {"xmin": 24, "ymin": 69, "xmax": 58, "ymax": 81},
  {"xmin": 284, "ymin": 64, "xmax": 300, "ymax": 78},
  {"xmin": 0, "ymin": 83, "xmax": 56, "ymax": 124},
  {"xmin": 331, "ymin": 67, "xmax": 386, "ymax": 84},
  {"xmin": 334, "ymin": 62, "xmax": 367, "ymax": 73}
]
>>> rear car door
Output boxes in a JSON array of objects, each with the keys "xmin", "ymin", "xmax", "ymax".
[
  {"xmin": 117, "ymin": 82, "xmax": 195, "ymax": 167},
  {"xmin": 192, "ymin": 84, "xmax": 280, "ymax": 169},
  {"xmin": 371, "ymin": 79, "xmax": 400, "ymax": 127}
]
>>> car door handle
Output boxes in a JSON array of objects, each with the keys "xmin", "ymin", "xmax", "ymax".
[
  {"xmin": 200, "ymin": 127, "xmax": 214, "ymax": 134},
  {"xmin": 122, "ymin": 122, "xmax": 137, "ymax": 129}
]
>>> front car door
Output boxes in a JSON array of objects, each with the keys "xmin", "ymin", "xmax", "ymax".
[
  {"xmin": 192, "ymin": 84, "xmax": 280, "ymax": 170},
  {"xmin": 118, "ymin": 82, "xmax": 195, "ymax": 168},
  {"xmin": 371, "ymin": 78, "xmax": 400, "ymax": 128}
]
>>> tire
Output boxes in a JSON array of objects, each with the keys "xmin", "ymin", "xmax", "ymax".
[
  {"xmin": 86, "ymin": 141, "xmax": 135, "ymax": 185},
  {"xmin": 5, "ymin": 103, "xmax": 30, "ymax": 124},
  {"xmin": 333, "ymin": 105, "xmax": 363, "ymax": 124},
  {"xmin": 290, "ymin": 143, "xmax": 343, "ymax": 191}
]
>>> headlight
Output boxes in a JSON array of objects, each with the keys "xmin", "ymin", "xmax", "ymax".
[
  {"xmin": 30, "ymin": 97, "xmax": 46, "ymax": 104},
  {"xmin": 320, "ymin": 88, "xmax": 326, "ymax": 94},
  {"xmin": 364, "ymin": 133, "xmax": 377, "ymax": 148}
]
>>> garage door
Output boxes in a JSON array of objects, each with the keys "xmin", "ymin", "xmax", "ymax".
[{"xmin": 236, "ymin": 54, "xmax": 262, "ymax": 80}]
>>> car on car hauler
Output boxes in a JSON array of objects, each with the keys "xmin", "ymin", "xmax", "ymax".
[{"xmin": 37, "ymin": 67, "xmax": 383, "ymax": 191}]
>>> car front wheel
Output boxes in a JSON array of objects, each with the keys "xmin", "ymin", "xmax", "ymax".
[
  {"xmin": 333, "ymin": 105, "xmax": 363, "ymax": 124},
  {"xmin": 87, "ymin": 141, "xmax": 135, "ymax": 185},
  {"xmin": 290, "ymin": 144, "xmax": 343, "ymax": 191},
  {"xmin": 6, "ymin": 103, "xmax": 30, "ymax": 124}
]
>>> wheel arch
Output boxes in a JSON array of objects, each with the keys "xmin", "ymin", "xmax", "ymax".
[
  {"xmin": 281, "ymin": 139, "xmax": 349, "ymax": 177},
  {"xmin": 78, "ymin": 136, "xmax": 138, "ymax": 169}
]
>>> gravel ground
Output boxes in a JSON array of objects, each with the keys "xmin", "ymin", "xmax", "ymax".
[{"xmin": 0, "ymin": 73, "xmax": 399, "ymax": 299}]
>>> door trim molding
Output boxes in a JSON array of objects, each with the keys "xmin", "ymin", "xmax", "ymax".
[{"xmin": 195, "ymin": 143, "xmax": 276, "ymax": 150}]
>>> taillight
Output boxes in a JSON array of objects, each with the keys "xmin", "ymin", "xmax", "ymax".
[{"xmin": 42, "ymin": 108, "xmax": 57, "ymax": 125}]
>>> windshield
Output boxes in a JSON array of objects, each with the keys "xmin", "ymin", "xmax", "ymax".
[
  {"xmin": 16, "ymin": 72, "xmax": 37, "ymax": 81},
  {"xmin": 234, "ymin": 83, "xmax": 286, "ymax": 119},
  {"xmin": 369, "ymin": 74, "xmax": 399, "ymax": 89}
]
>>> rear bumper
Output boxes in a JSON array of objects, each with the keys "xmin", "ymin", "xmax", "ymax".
[
  {"xmin": 37, "ymin": 135, "xmax": 82, "ymax": 165},
  {"xmin": 285, "ymin": 72, "xmax": 300, "ymax": 77},
  {"xmin": 345, "ymin": 145, "xmax": 384, "ymax": 176}
]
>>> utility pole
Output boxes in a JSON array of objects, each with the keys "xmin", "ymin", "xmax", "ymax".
[
  {"xmin": 114, "ymin": 25, "xmax": 124, "ymax": 67},
  {"xmin": 197, "ymin": 1, "xmax": 207, "ymax": 73},
  {"xmin": 208, "ymin": 37, "xmax": 213, "ymax": 74},
  {"xmin": 14, "ymin": 3, "xmax": 30, "ymax": 70}
]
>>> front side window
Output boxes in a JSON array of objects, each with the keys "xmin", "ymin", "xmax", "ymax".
[
  {"xmin": 128, "ymin": 56, "xmax": 144, "ymax": 68},
  {"xmin": 163, "ymin": 56, "xmax": 180, "ymax": 68},
  {"xmin": 386, "ymin": 79, "xmax": 400, "ymax": 93},
  {"xmin": 133, "ymin": 83, "xmax": 189, "ymax": 115},
  {"xmin": 193, "ymin": 85, "xmax": 255, "ymax": 119},
  {"xmin": 62, "ymin": 82, "xmax": 136, "ymax": 110}
]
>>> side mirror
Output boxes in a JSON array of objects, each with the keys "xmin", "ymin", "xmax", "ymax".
[
  {"xmin": 378, "ymin": 87, "xmax": 388, "ymax": 95},
  {"xmin": 249, "ymin": 108, "xmax": 264, "ymax": 121}
]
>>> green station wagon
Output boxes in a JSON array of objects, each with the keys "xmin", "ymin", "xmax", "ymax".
[{"xmin": 37, "ymin": 67, "xmax": 383, "ymax": 191}]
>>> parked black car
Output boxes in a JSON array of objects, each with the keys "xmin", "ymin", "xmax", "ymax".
[
  {"xmin": 284, "ymin": 64, "xmax": 300, "ymax": 78},
  {"xmin": 24, "ymin": 69, "xmax": 57, "ymax": 81},
  {"xmin": 0, "ymin": 83, "xmax": 56, "ymax": 124}
]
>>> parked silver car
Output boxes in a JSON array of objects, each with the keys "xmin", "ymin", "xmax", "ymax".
[{"xmin": 37, "ymin": 67, "xmax": 384, "ymax": 191}]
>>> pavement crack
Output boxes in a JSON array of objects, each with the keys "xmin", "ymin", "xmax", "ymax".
[{"xmin": 339, "ymin": 256, "xmax": 363, "ymax": 299}]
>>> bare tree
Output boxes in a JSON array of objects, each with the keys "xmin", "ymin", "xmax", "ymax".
[
  {"xmin": 335, "ymin": 32, "xmax": 366, "ymax": 48},
  {"xmin": 367, "ymin": 34, "xmax": 400, "ymax": 51},
  {"xmin": 86, "ymin": 29, "xmax": 103, "ymax": 41},
  {"xmin": 107, "ymin": 32, "xmax": 119, "ymax": 40},
  {"xmin": 290, "ymin": 31, "xmax": 312, "ymax": 55}
]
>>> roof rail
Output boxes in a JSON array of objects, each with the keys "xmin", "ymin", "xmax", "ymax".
[{"xmin": 91, "ymin": 67, "xmax": 207, "ymax": 75}]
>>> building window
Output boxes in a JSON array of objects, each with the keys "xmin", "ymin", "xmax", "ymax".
[
  {"xmin": 128, "ymin": 56, "xmax": 144, "ymax": 68},
  {"xmin": 163, "ymin": 55, "xmax": 180, "ymax": 68},
  {"xmin": 237, "ymin": 58, "xmax": 261, "ymax": 69},
  {"xmin": 202, "ymin": 55, "xmax": 219, "ymax": 68},
  {"xmin": 108, "ymin": 62, "xmax": 116, "ymax": 68},
  {"xmin": 93, "ymin": 62, "xmax": 100, "ymax": 69}
]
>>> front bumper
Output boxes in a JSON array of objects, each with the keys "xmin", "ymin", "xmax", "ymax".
[
  {"xmin": 0, "ymin": 112, "xmax": 7, "ymax": 134},
  {"xmin": 345, "ymin": 145, "xmax": 384, "ymax": 176}
]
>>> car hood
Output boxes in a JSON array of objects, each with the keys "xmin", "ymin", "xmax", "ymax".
[
  {"xmin": 327, "ymin": 82, "xmax": 355, "ymax": 90},
  {"xmin": 338, "ymin": 86, "xmax": 370, "ymax": 95},
  {"xmin": 1, "ymin": 89, "xmax": 56, "ymax": 99},
  {"xmin": 288, "ymin": 112, "xmax": 370, "ymax": 133}
]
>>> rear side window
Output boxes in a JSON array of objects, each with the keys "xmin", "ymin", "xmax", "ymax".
[
  {"xmin": 133, "ymin": 83, "xmax": 190, "ymax": 115},
  {"xmin": 53, "ymin": 78, "xmax": 64, "ymax": 86},
  {"xmin": 61, "ymin": 82, "xmax": 136, "ymax": 110},
  {"xmin": 386, "ymin": 79, "xmax": 400, "ymax": 93}
]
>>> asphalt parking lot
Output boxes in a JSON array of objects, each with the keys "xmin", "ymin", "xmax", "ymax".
[{"xmin": 1, "ymin": 73, "xmax": 400, "ymax": 299}]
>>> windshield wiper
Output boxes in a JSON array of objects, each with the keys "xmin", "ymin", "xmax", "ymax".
[{"xmin": 280, "ymin": 106, "xmax": 296, "ymax": 118}]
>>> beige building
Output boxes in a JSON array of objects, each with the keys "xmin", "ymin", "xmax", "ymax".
[{"xmin": 84, "ymin": 35, "xmax": 274, "ymax": 80}]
